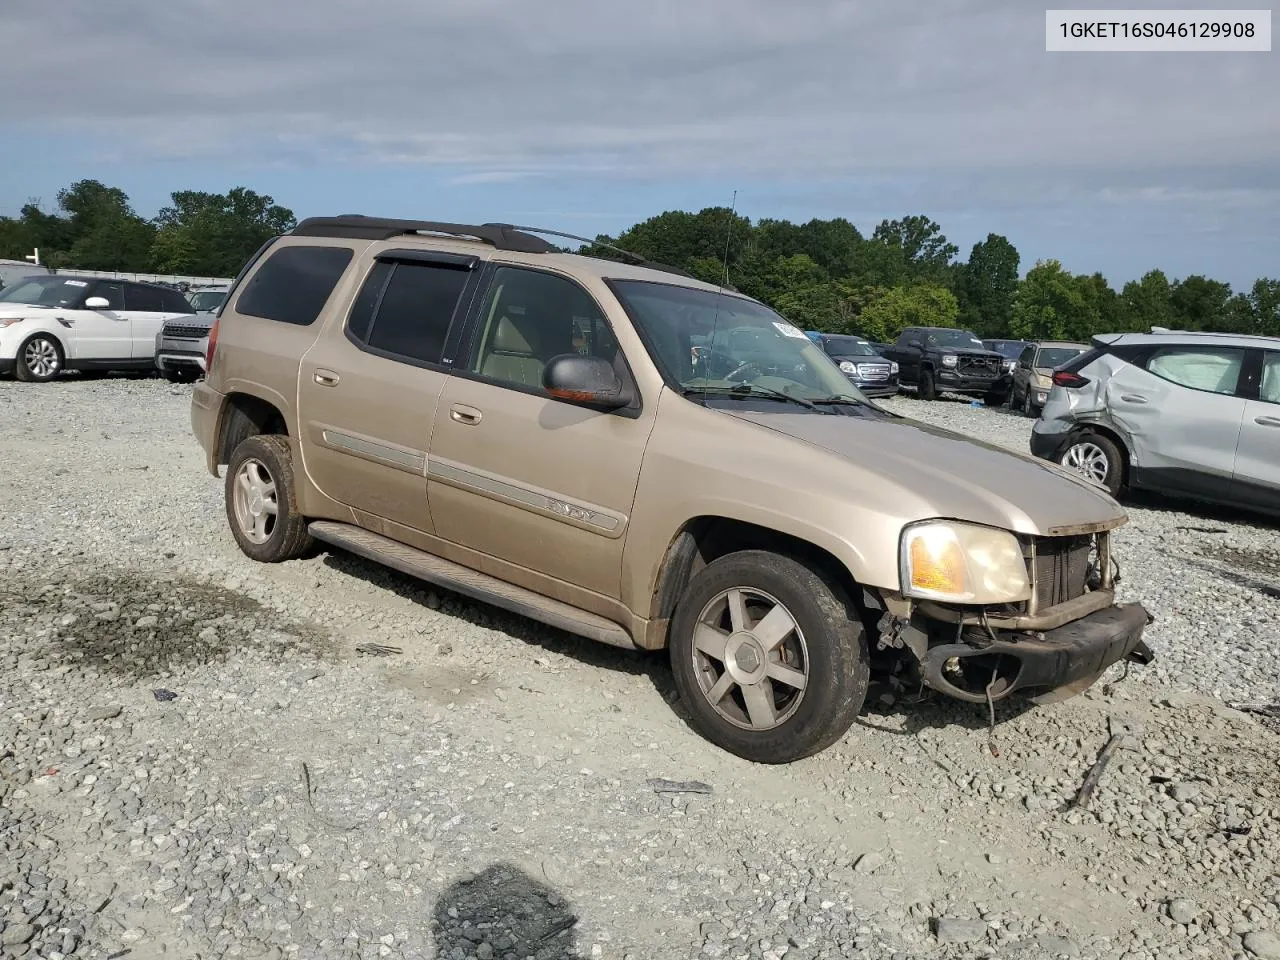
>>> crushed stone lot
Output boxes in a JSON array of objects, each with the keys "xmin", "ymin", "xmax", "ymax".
[{"xmin": 1, "ymin": 376, "xmax": 1278, "ymax": 960}]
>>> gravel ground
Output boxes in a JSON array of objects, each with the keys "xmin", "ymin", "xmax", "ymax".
[{"xmin": 1, "ymin": 376, "xmax": 1278, "ymax": 960}]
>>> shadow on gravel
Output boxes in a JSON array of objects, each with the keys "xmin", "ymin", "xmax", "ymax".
[
  {"xmin": 1122, "ymin": 489, "xmax": 1280, "ymax": 531},
  {"xmin": 0, "ymin": 568, "xmax": 331, "ymax": 678},
  {"xmin": 432, "ymin": 863, "xmax": 582, "ymax": 960}
]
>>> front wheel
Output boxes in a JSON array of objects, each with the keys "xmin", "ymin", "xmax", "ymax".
[
  {"xmin": 918, "ymin": 369, "xmax": 938, "ymax": 401},
  {"xmin": 1057, "ymin": 431, "xmax": 1124, "ymax": 498},
  {"xmin": 224, "ymin": 434, "xmax": 313, "ymax": 562},
  {"xmin": 984, "ymin": 389, "xmax": 1008, "ymax": 407},
  {"xmin": 14, "ymin": 334, "xmax": 64, "ymax": 382},
  {"xmin": 668, "ymin": 551, "xmax": 870, "ymax": 764}
]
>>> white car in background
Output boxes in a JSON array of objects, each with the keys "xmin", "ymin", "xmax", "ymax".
[{"xmin": 0, "ymin": 274, "xmax": 194, "ymax": 382}]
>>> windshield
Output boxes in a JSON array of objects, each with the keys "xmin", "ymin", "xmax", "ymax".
[
  {"xmin": 985, "ymin": 340, "xmax": 1025, "ymax": 359},
  {"xmin": 189, "ymin": 290, "xmax": 227, "ymax": 311},
  {"xmin": 1036, "ymin": 346, "xmax": 1085, "ymax": 369},
  {"xmin": 822, "ymin": 336, "xmax": 878, "ymax": 357},
  {"xmin": 926, "ymin": 329, "xmax": 985, "ymax": 348},
  {"xmin": 610, "ymin": 280, "xmax": 865, "ymax": 403},
  {"xmin": 0, "ymin": 276, "xmax": 91, "ymax": 308}
]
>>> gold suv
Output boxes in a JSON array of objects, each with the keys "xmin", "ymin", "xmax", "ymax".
[{"xmin": 190, "ymin": 216, "xmax": 1154, "ymax": 763}]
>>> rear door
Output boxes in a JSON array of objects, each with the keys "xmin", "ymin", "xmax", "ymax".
[
  {"xmin": 894, "ymin": 328, "xmax": 922, "ymax": 382},
  {"xmin": 297, "ymin": 249, "xmax": 481, "ymax": 535},
  {"xmin": 1232, "ymin": 349, "xmax": 1280, "ymax": 508},
  {"xmin": 1105, "ymin": 342, "xmax": 1248, "ymax": 499},
  {"xmin": 123, "ymin": 284, "xmax": 181, "ymax": 357}
]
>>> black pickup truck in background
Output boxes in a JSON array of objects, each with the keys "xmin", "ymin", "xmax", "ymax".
[{"xmin": 881, "ymin": 326, "xmax": 1012, "ymax": 404}]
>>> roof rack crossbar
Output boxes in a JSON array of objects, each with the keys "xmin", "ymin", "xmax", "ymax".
[
  {"xmin": 507, "ymin": 225, "xmax": 697, "ymax": 280},
  {"xmin": 290, "ymin": 215, "xmax": 555, "ymax": 253}
]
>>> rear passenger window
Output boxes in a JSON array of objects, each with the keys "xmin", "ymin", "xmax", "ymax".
[
  {"xmin": 1145, "ymin": 346, "xmax": 1246, "ymax": 396},
  {"xmin": 236, "ymin": 245, "xmax": 354, "ymax": 326},
  {"xmin": 1260, "ymin": 353, "xmax": 1280, "ymax": 405},
  {"xmin": 346, "ymin": 261, "xmax": 394, "ymax": 342},
  {"xmin": 362, "ymin": 260, "xmax": 470, "ymax": 364},
  {"xmin": 163, "ymin": 290, "xmax": 194, "ymax": 313},
  {"xmin": 125, "ymin": 284, "xmax": 165, "ymax": 312}
]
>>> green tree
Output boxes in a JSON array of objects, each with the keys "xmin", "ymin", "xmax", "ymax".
[
  {"xmin": 1118, "ymin": 269, "xmax": 1175, "ymax": 332},
  {"xmin": 955, "ymin": 233, "xmax": 1020, "ymax": 336},
  {"xmin": 857, "ymin": 284, "xmax": 959, "ymax": 342},
  {"xmin": 1169, "ymin": 275, "xmax": 1232, "ymax": 331},
  {"xmin": 755, "ymin": 218, "xmax": 862, "ymax": 278},
  {"xmin": 55, "ymin": 179, "xmax": 155, "ymax": 271},
  {"xmin": 152, "ymin": 187, "xmax": 295, "ymax": 276},
  {"xmin": 1011, "ymin": 260, "xmax": 1102, "ymax": 341},
  {"xmin": 1248, "ymin": 278, "xmax": 1280, "ymax": 336},
  {"xmin": 606, "ymin": 207, "xmax": 753, "ymax": 280},
  {"xmin": 868, "ymin": 215, "xmax": 958, "ymax": 284}
]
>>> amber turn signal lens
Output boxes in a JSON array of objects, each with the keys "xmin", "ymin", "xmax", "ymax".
[{"xmin": 908, "ymin": 533, "xmax": 967, "ymax": 595}]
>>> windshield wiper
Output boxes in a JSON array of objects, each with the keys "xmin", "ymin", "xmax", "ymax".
[
  {"xmin": 810, "ymin": 395, "xmax": 865, "ymax": 407},
  {"xmin": 683, "ymin": 384, "xmax": 821, "ymax": 412}
]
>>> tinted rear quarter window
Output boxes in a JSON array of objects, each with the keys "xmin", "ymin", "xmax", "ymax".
[
  {"xmin": 236, "ymin": 245, "xmax": 354, "ymax": 326},
  {"xmin": 163, "ymin": 289, "xmax": 194, "ymax": 313}
]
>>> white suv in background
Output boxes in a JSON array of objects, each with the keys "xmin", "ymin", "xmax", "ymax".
[
  {"xmin": 1030, "ymin": 331, "xmax": 1280, "ymax": 516},
  {"xmin": 0, "ymin": 274, "xmax": 194, "ymax": 382}
]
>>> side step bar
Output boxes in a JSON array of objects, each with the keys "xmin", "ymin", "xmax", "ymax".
[{"xmin": 307, "ymin": 521, "xmax": 637, "ymax": 649}]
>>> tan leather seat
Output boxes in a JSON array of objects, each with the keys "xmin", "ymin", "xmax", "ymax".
[{"xmin": 481, "ymin": 315, "xmax": 545, "ymax": 387}]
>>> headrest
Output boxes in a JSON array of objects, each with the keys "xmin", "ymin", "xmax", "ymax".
[{"xmin": 493, "ymin": 315, "xmax": 539, "ymax": 354}]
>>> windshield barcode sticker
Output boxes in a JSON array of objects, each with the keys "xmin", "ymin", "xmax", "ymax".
[
  {"xmin": 773, "ymin": 321, "xmax": 807, "ymax": 339},
  {"xmin": 63, "ymin": 280, "xmax": 89, "ymax": 287}
]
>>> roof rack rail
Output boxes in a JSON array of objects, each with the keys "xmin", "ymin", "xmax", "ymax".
[
  {"xmin": 506, "ymin": 225, "xmax": 697, "ymax": 280},
  {"xmin": 290, "ymin": 216, "xmax": 555, "ymax": 253}
]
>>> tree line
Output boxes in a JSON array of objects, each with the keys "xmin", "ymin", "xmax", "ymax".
[
  {"xmin": 0, "ymin": 179, "xmax": 295, "ymax": 279},
  {"xmin": 2, "ymin": 183, "xmax": 1275, "ymax": 342}
]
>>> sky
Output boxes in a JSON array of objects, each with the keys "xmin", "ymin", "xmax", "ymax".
[{"xmin": 0, "ymin": 0, "xmax": 1276, "ymax": 290}]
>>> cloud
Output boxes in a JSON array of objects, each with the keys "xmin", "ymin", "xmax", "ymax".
[{"xmin": 1, "ymin": 0, "xmax": 1275, "ymax": 188}]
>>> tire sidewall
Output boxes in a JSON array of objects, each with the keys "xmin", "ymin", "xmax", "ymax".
[
  {"xmin": 225, "ymin": 435, "xmax": 301, "ymax": 562},
  {"xmin": 919, "ymin": 369, "xmax": 936, "ymax": 400},
  {"xmin": 1059, "ymin": 432, "xmax": 1123, "ymax": 498},
  {"xmin": 16, "ymin": 334, "xmax": 63, "ymax": 383},
  {"xmin": 668, "ymin": 551, "xmax": 869, "ymax": 764}
]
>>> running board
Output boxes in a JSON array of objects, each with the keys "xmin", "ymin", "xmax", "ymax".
[{"xmin": 307, "ymin": 521, "xmax": 637, "ymax": 649}]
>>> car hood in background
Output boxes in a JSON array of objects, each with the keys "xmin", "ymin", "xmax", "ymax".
[{"xmin": 727, "ymin": 409, "xmax": 1126, "ymax": 536}]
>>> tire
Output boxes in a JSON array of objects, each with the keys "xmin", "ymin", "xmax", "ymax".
[
  {"xmin": 1057, "ymin": 431, "xmax": 1124, "ymax": 498},
  {"xmin": 918, "ymin": 369, "xmax": 938, "ymax": 401},
  {"xmin": 164, "ymin": 368, "xmax": 198, "ymax": 384},
  {"xmin": 224, "ymin": 434, "xmax": 313, "ymax": 563},
  {"xmin": 668, "ymin": 550, "xmax": 870, "ymax": 764},
  {"xmin": 984, "ymin": 390, "xmax": 1008, "ymax": 407},
  {"xmin": 1021, "ymin": 389, "xmax": 1035, "ymax": 417},
  {"xmin": 14, "ymin": 334, "xmax": 64, "ymax": 382}
]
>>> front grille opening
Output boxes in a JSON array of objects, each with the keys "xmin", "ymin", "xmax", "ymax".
[{"xmin": 1026, "ymin": 534, "xmax": 1097, "ymax": 609}]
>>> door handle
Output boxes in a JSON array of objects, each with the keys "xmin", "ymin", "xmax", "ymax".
[
  {"xmin": 313, "ymin": 369, "xmax": 340, "ymax": 386},
  {"xmin": 1120, "ymin": 394, "xmax": 1148, "ymax": 404},
  {"xmin": 450, "ymin": 404, "xmax": 482, "ymax": 425},
  {"xmin": 1256, "ymin": 416, "xmax": 1280, "ymax": 428}
]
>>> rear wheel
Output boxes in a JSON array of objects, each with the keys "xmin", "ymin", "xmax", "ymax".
[
  {"xmin": 1057, "ymin": 431, "xmax": 1124, "ymax": 497},
  {"xmin": 1021, "ymin": 389, "xmax": 1035, "ymax": 417},
  {"xmin": 669, "ymin": 550, "xmax": 870, "ymax": 764},
  {"xmin": 14, "ymin": 334, "xmax": 63, "ymax": 382},
  {"xmin": 918, "ymin": 369, "xmax": 938, "ymax": 401},
  {"xmin": 224, "ymin": 434, "xmax": 313, "ymax": 562}
]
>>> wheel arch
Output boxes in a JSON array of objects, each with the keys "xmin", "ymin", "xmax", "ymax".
[
  {"xmin": 215, "ymin": 390, "xmax": 291, "ymax": 467},
  {"xmin": 642, "ymin": 515, "xmax": 881, "ymax": 650}
]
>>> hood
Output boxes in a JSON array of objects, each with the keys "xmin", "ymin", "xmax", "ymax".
[
  {"xmin": 0, "ymin": 303, "xmax": 53, "ymax": 317},
  {"xmin": 726, "ymin": 409, "xmax": 1125, "ymax": 537}
]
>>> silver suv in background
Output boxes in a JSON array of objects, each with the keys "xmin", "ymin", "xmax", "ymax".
[
  {"xmin": 154, "ymin": 286, "xmax": 227, "ymax": 383},
  {"xmin": 1030, "ymin": 331, "xmax": 1280, "ymax": 514}
]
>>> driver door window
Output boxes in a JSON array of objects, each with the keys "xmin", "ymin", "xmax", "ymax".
[{"xmin": 466, "ymin": 267, "xmax": 618, "ymax": 391}]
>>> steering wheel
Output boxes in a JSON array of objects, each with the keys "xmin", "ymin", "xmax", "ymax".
[{"xmin": 726, "ymin": 360, "xmax": 761, "ymax": 383}]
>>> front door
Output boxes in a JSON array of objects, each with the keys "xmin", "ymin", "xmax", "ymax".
[
  {"xmin": 297, "ymin": 252, "xmax": 479, "ymax": 534},
  {"xmin": 426, "ymin": 264, "xmax": 655, "ymax": 599},
  {"xmin": 68, "ymin": 280, "xmax": 130, "ymax": 360},
  {"xmin": 1233, "ymin": 350, "xmax": 1280, "ymax": 508}
]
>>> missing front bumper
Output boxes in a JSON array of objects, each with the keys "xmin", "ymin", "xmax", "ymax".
[{"xmin": 918, "ymin": 602, "xmax": 1152, "ymax": 704}]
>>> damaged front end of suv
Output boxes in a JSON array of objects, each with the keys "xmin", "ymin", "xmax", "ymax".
[{"xmin": 875, "ymin": 517, "xmax": 1154, "ymax": 706}]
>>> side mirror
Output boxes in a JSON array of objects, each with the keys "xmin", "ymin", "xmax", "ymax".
[
  {"xmin": 542, "ymin": 354, "xmax": 633, "ymax": 410},
  {"xmin": 84, "ymin": 296, "xmax": 111, "ymax": 310},
  {"xmin": 908, "ymin": 339, "xmax": 923, "ymax": 349}
]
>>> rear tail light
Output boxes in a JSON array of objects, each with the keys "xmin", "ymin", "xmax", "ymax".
[
  {"xmin": 205, "ymin": 316, "xmax": 219, "ymax": 369},
  {"xmin": 1053, "ymin": 370, "xmax": 1090, "ymax": 388}
]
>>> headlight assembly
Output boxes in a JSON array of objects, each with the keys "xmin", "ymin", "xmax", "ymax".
[
  {"xmin": 899, "ymin": 520, "xmax": 1030, "ymax": 604},
  {"xmin": 839, "ymin": 360, "xmax": 857, "ymax": 374},
  {"xmin": 889, "ymin": 361, "xmax": 899, "ymax": 374},
  {"xmin": 941, "ymin": 354, "xmax": 958, "ymax": 368}
]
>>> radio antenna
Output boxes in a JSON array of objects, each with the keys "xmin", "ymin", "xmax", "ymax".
[{"xmin": 698, "ymin": 190, "xmax": 738, "ymax": 395}]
